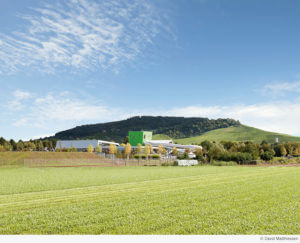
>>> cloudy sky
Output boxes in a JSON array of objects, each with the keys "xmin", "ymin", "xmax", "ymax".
[{"xmin": 0, "ymin": 0, "xmax": 300, "ymax": 140}]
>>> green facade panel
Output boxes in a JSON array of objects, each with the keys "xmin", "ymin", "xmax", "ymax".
[{"xmin": 128, "ymin": 131, "xmax": 152, "ymax": 146}]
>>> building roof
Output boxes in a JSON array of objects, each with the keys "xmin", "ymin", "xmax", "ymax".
[{"xmin": 56, "ymin": 140, "xmax": 119, "ymax": 149}]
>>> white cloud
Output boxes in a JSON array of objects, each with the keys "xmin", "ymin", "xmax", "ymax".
[
  {"xmin": 165, "ymin": 103, "xmax": 300, "ymax": 136},
  {"xmin": 11, "ymin": 92, "xmax": 128, "ymax": 132},
  {"xmin": 13, "ymin": 90, "xmax": 32, "ymax": 100},
  {"xmin": 8, "ymin": 90, "xmax": 300, "ymax": 138},
  {"xmin": 8, "ymin": 90, "xmax": 32, "ymax": 110},
  {"xmin": 262, "ymin": 81, "xmax": 300, "ymax": 96},
  {"xmin": 0, "ymin": 0, "xmax": 169, "ymax": 74}
]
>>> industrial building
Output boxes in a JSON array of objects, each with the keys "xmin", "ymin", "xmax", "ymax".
[
  {"xmin": 55, "ymin": 131, "xmax": 201, "ymax": 155},
  {"xmin": 128, "ymin": 131, "xmax": 152, "ymax": 146},
  {"xmin": 55, "ymin": 140, "xmax": 119, "ymax": 151}
]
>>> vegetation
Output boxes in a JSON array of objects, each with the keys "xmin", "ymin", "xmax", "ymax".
[
  {"xmin": 0, "ymin": 166, "xmax": 298, "ymax": 234},
  {"xmin": 52, "ymin": 116, "xmax": 240, "ymax": 142},
  {"xmin": 175, "ymin": 125, "xmax": 300, "ymax": 144},
  {"xmin": 0, "ymin": 137, "xmax": 57, "ymax": 152},
  {"xmin": 0, "ymin": 152, "xmax": 102, "ymax": 166},
  {"xmin": 193, "ymin": 139, "xmax": 300, "ymax": 165},
  {"xmin": 125, "ymin": 143, "xmax": 131, "ymax": 160},
  {"xmin": 87, "ymin": 144, "xmax": 94, "ymax": 153},
  {"xmin": 95, "ymin": 145, "xmax": 102, "ymax": 153},
  {"xmin": 152, "ymin": 134, "xmax": 172, "ymax": 140}
]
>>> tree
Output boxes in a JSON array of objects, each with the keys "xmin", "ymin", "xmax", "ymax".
[
  {"xmin": 284, "ymin": 142, "xmax": 293, "ymax": 155},
  {"xmin": 36, "ymin": 140, "xmax": 44, "ymax": 151},
  {"xmin": 172, "ymin": 147, "xmax": 178, "ymax": 156},
  {"xmin": 87, "ymin": 144, "xmax": 94, "ymax": 153},
  {"xmin": 0, "ymin": 145, "xmax": 5, "ymax": 152},
  {"xmin": 157, "ymin": 144, "xmax": 164, "ymax": 155},
  {"xmin": 16, "ymin": 140, "xmax": 24, "ymax": 151},
  {"xmin": 95, "ymin": 145, "xmax": 102, "ymax": 153},
  {"xmin": 149, "ymin": 145, "xmax": 153, "ymax": 154},
  {"xmin": 145, "ymin": 144, "xmax": 150, "ymax": 160},
  {"xmin": 125, "ymin": 143, "xmax": 131, "ymax": 160},
  {"xmin": 25, "ymin": 142, "xmax": 36, "ymax": 151},
  {"xmin": 274, "ymin": 144, "xmax": 287, "ymax": 157},
  {"xmin": 0, "ymin": 137, "xmax": 6, "ymax": 146},
  {"xmin": 71, "ymin": 147, "xmax": 78, "ymax": 152},
  {"xmin": 244, "ymin": 142, "xmax": 259, "ymax": 160},
  {"xmin": 200, "ymin": 140, "xmax": 213, "ymax": 152},
  {"xmin": 109, "ymin": 144, "xmax": 117, "ymax": 156},
  {"xmin": 137, "ymin": 143, "xmax": 143, "ymax": 154},
  {"xmin": 9, "ymin": 139, "xmax": 17, "ymax": 151},
  {"xmin": 261, "ymin": 151, "xmax": 274, "ymax": 161}
]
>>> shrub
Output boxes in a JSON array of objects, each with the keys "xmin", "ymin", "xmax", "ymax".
[
  {"xmin": 261, "ymin": 151, "xmax": 275, "ymax": 161},
  {"xmin": 134, "ymin": 154, "xmax": 146, "ymax": 159},
  {"xmin": 172, "ymin": 161, "xmax": 178, "ymax": 166},
  {"xmin": 177, "ymin": 152, "xmax": 189, "ymax": 160},
  {"xmin": 212, "ymin": 161, "xmax": 237, "ymax": 166},
  {"xmin": 134, "ymin": 154, "xmax": 161, "ymax": 160},
  {"xmin": 216, "ymin": 152, "xmax": 252, "ymax": 164},
  {"xmin": 151, "ymin": 154, "xmax": 161, "ymax": 159}
]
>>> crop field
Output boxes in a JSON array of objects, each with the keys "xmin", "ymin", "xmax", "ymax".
[{"xmin": 0, "ymin": 166, "xmax": 299, "ymax": 234}]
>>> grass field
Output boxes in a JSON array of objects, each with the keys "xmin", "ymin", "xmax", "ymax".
[
  {"xmin": 0, "ymin": 166, "xmax": 299, "ymax": 234},
  {"xmin": 0, "ymin": 152, "xmax": 102, "ymax": 166},
  {"xmin": 175, "ymin": 125, "xmax": 300, "ymax": 144}
]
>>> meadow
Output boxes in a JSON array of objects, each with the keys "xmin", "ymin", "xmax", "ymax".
[
  {"xmin": 0, "ymin": 166, "xmax": 299, "ymax": 234},
  {"xmin": 174, "ymin": 125, "xmax": 300, "ymax": 144},
  {"xmin": 0, "ymin": 152, "xmax": 103, "ymax": 166}
]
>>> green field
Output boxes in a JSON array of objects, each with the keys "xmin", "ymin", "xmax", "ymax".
[
  {"xmin": 0, "ymin": 166, "xmax": 299, "ymax": 234},
  {"xmin": 0, "ymin": 152, "xmax": 103, "ymax": 166},
  {"xmin": 175, "ymin": 125, "xmax": 300, "ymax": 144}
]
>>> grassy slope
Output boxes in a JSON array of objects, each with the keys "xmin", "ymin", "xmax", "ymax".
[
  {"xmin": 0, "ymin": 166, "xmax": 299, "ymax": 234},
  {"xmin": 0, "ymin": 152, "xmax": 101, "ymax": 166},
  {"xmin": 175, "ymin": 125, "xmax": 300, "ymax": 144},
  {"xmin": 152, "ymin": 134, "xmax": 172, "ymax": 140}
]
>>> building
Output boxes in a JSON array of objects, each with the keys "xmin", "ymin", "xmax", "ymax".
[
  {"xmin": 128, "ymin": 131, "xmax": 202, "ymax": 153},
  {"xmin": 128, "ymin": 131, "xmax": 152, "ymax": 146},
  {"xmin": 55, "ymin": 140, "xmax": 119, "ymax": 151}
]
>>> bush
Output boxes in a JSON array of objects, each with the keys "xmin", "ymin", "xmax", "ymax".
[
  {"xmin": 151, "ymin": 154, "xmax": 161, "ymax": 159},
  {"xmin": 172, "ymin": 161, "xmax": 178, "ymax": 166},
  {"xmin": 177, "ymin": 152, "xmax": 189, "ymax": 160},
  {"xmin": 134, "ymin": 154, "xmax": 146, "ymax": 159},
  {"xmin": 216, "ymin": 152, "xmax": 252, "ymax": 164},
  {"xmin": 212, "ymin": 161, "xmax": 237, "ymax": 166},
  {"xmin": 134, "ymin": 154, "xmax": 161, "ymax": 159},
  {"xmin": 260, "ymin": 151, "xmax": 275, "ymax": 161}
]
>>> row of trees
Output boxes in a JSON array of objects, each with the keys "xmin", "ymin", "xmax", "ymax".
[
  {"xmin": 197, "ymin": 140, "xmax": 300, "ymax": 164},
  {"xmin": 86, "ymin": 143, "xmax": 163, "ymax": 160},
  {"xmin": 0, "ymin": 137, "xmax": 57, "ymax": 152}
]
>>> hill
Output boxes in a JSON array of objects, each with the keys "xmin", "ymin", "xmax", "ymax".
[
  {"xmin": 53, "ymin": 116, "xmax": 240, "ymax": 142},
  {"xmin": 175, "ymin": 125, "xmax": 300, "ymax": 144}
]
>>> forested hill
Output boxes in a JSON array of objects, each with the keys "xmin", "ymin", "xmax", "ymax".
[{"xmin": 53, "ymin": 116, "xmax": 240, "ymax": 142}]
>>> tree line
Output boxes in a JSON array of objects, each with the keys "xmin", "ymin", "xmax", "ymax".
[
  {"xmin": 0, "ymin": 137, "xmax": 57, "ymax": 152},
  {"xmin": 196, "ymin": 140, "xmax": 300, "ymax": 164}
]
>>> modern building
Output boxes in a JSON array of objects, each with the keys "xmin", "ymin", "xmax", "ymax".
[
  {"xmin": 55, "ymin": 140, "xmax": 119, "ymax": 151},
  {"xmin": 128, "ymin": 131, "xmax": 202, "ymax": 152},
  {"xmin": 128, "ymin": 131, "xmax": 152, "ymax": 146}
]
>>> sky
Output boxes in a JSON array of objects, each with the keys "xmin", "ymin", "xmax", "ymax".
[{"xmin": 0, "ymin": 0, "xmax": 300, "ymax": 140}]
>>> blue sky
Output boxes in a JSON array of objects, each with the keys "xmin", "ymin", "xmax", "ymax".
[{"xmin": 1, "ymin": 0, "xmax": 300, "ymax": 140}]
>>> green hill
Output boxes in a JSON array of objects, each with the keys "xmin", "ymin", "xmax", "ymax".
[
  {"xmin": 174, "ymin": 125, "xmax": 300, "ymax": 144},
  {"xmin": 53, "ymin": 116, "xmax": 240, "ymax": 142}
]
